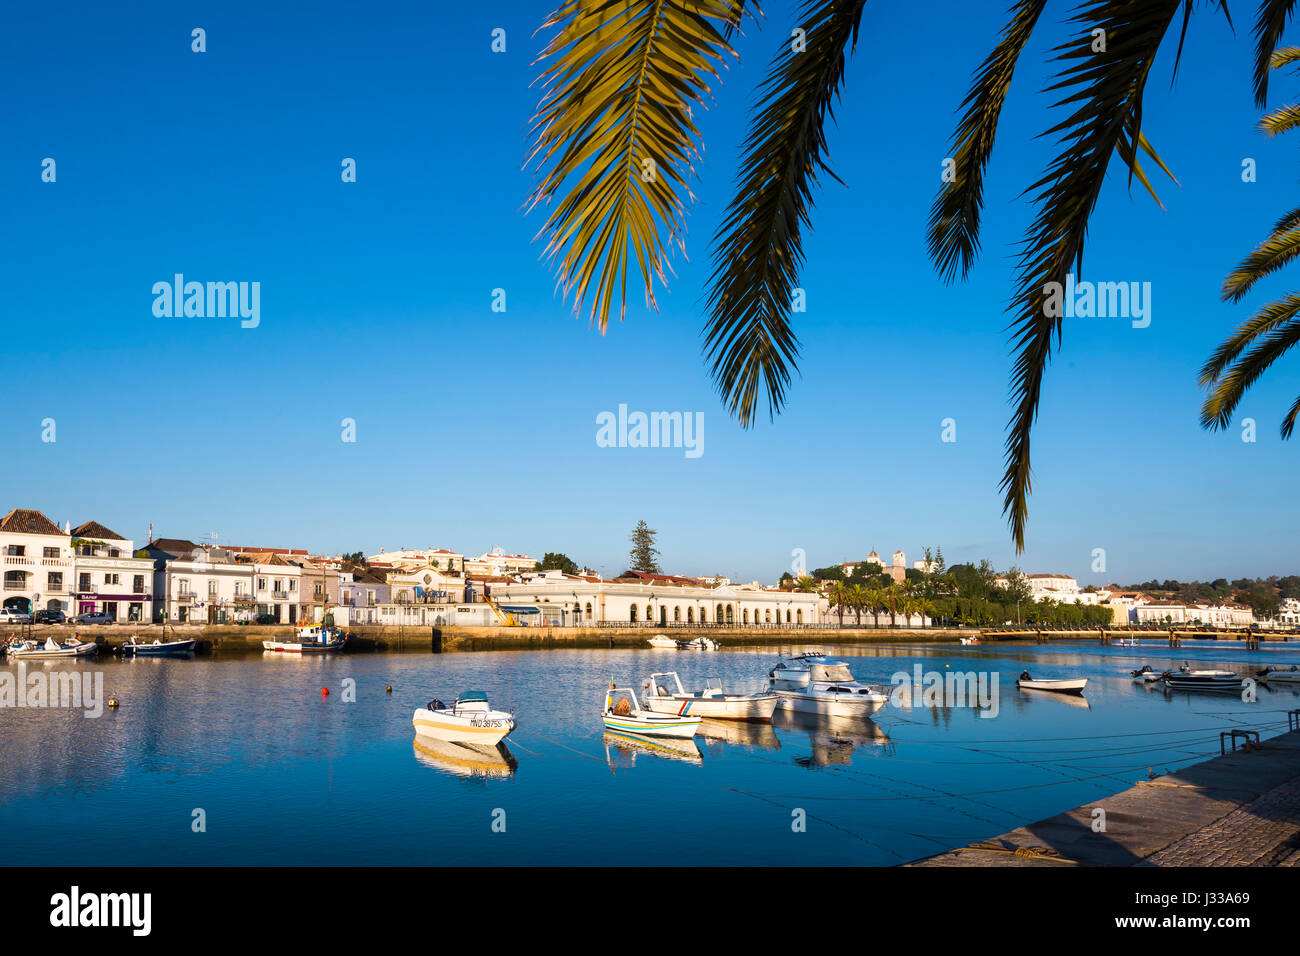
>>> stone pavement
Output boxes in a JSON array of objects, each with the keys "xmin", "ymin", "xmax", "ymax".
[{"xmin": 908, "ymin": 728, "xmax": 1300, "ymax": 866}]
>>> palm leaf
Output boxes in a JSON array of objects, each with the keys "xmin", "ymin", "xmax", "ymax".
[
  {"xmin": 928, "ymin": 0, "xmax": 1050, "ymax": 283},
  {"xmin": 1001, "ymin": 0, "xmax": 1183, "ymax": 552},
  {"xmin": 1220, "ymin": 226, "xmax": 1300, "ymax": 301},
  {"xmin": 1253, "ymin": 0, "xmax": 1296, "ymax": 106},
  {"xmin": 526, "ymin": 0, "xmax": 748, "ymax": 331},
  {"xmin": 1199, "ymin": 299, "xmax": 1300, "ymax": 429},
  {"xmin": 704, "ymin": 0, "xmax": 866, "ymax": 427},
  {"xmin": 1261, "ymin": 102, "xmax": 1300, "ymax": 134}
]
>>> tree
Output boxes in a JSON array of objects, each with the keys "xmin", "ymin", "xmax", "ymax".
[
  {"xmin": 526, "ymin": 2, "xmax": 1273, "ymax": 554},
  {"xmin": 864, "ymin": 587, "xmax": 885, "ymax": 627},
  {"xmin": 538, "ymin": 552, "xmax": 579, "ymax": 574},
  {"xmin": 827, "ymin": 581, "xmax": 848, "ymax": 626},
  {"xmin": 340, "ymin": 552, "xmax": 368, "ymax": 566},
  {"xmin": 1202, "ymin": 47, "xmax": 1300, "ymax": 441},
  {"xmin": 628, "ymin": 520, "xmax": 661, "ymax": 574},
  {"xmin": 794, "ymin": 575, "xmax": 818, "ymax": 593}
]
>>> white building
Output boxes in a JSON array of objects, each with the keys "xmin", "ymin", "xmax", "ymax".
[
  {"xmin": 464, "ymin": 548, "xmax": 537, "ymax": 577},
  {"xmin": 69, "ymin": 520, "xmax": 154, "ymax": 623},
  {"xmin": 250, "ymin": 554, "xmax": 303, "ymax": 624},
  {"xmin": 368, "ymin": 547, "xmax": 464, "ymax": 572},
  {"xmin": 151, "ymin": 545, "xmax": 255, "ymax": 625},
  {"xmin": 1, "ymin": 509, "xmax": 73, "ymax": 616}
]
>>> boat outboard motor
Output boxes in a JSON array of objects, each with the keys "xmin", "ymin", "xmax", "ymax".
[
  {"xmin": 1019, "ymin": 671, "xmax": 1032, "ymax": 681},
  {"xmin": 428, "ymin": 699, "xmax": 446, "ymax": 711}
]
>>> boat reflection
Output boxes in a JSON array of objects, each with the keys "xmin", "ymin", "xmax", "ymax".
[
  {"xmin": 411, "ymin": 736, "xmax": 518, "ymax": 779},
  {"xmin": 602, "ymin": 730, "xmax": 703, "ymax": 768},
  {"xmin": 772, "ymin": 710, "xmax": 892, "ymax": 767},
  {"xmin": 1016, "ymin": 686, "xmax": 1092, "ymax": 709},
  {"xmin": 695, "ymin": 718, "xmax": 781, "ymax": 753}
]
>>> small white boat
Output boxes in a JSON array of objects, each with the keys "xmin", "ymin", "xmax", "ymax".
[
  {"xmin": 5, "ymin": 637, "xmax": 97, "ymax": 659},
  {"xmin": 767, "ymin": 653, "xmax": 889, "ymax": 716},
  {"xmin": 677, "ymin": 636, "xmax": 719, "ymax": 651},
  {"xmin": 1131, "ymin": 665, "xmax": 1164, "ymax": 683},
  {"xmin": 642, "ymin": 672, "xmax": 778, "ymax": 722},
  {"xmin": 263, "ymin": 623, "xmax": 347, "ymax": 653},
  {"xmin": 1115, "ymin": 639, "xmax": 1141, "ymax": 647},
  {"xmin": 1257, "ymin": 665, "xmax": 1300, "ymax": 685},
  {"xmin": 412, "ymin": 691, "xmax": 516, "ymax": 745},
  {"xmin": 1016, "ymin": 672, "xmax": 1087, "ymax": 695},
  {"xmin": 603, "ymin": 683, "xmax": 701, "ymax": 738},
  {"xmin": 958, "ymin": 636, "xmax": 980, "ymax": 645},
  {"xmin": 646, "ymin": 635, "xmax": 678, "ymax": 649}
]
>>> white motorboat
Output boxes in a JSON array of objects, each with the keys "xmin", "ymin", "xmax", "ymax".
[
  {"xmin": 958, "ymin": 636, "xmax": 980, "ymax": 645},
  {"xmin": 5, "ymin": 637, "xmax": 97, "ymax": 659},
  {"xmin": 1016, "ymin": 672, "xmax": 1087, "ymax": 695},
  {"xmin": 412, "ymin": 691, "xmax": 516, "ymax": 745},
  {"xmin": 642, "ymin": 671, "xmax": 778, "ymax": 722},
  {"xmin": 767, "ymin": 653, "xmax": 889, "ymax": 716},
  {"xmin": 263, "ymin": 623, "xmax": 347, "ymax": 653},
  {"xmin": 677, "ymin": 636, "xmax": 719, "ymax": 651},
  {"xmin": 646, "ymin": 635, "xmax": 678, "ymax": 649},
  {"xmin": 603, "ymin": 683, "xmax": 701, "ymax": 738},
  {"xmin": 1257, "ymin": 665, "xmax": 1300, "ymax": 685},
  {"xmin": 1162, "ymin": 666, "xmax": 1243, "ymax": 692},
  {"xmin": 1131, "ymin": 665, "xmax": 1164, "ymax": 682},
  {"xmin": 1115, "ymin": 639, "xmax": 1141, "ymax": 647}
]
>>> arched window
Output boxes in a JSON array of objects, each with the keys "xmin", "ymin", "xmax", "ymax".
[
  {"xmin": 765, "ymin": 609, "xmax": 771, "ymax": 624},
  {"xmin": 646, "ymin": 604, "xmax": 653, "ymax": 621},
  {"xmin": 716, "ymin": 603, "xmax": 724, "ymax": 622},
  {"xmin": 797, "ymin": 608, "xmax": 803, "ymax": 624},
  {"xmin": 630, "ymin": 604, "xmax": 638, "ymax": 622},
  {"xmin": 699, "ymin": 606, "xmax": 706, "ymax": 623},
  {"xmin": 743, "ymin": 608, "xmax": 749, "ymax": 624},
  {"xmin": 726, "ymin": 604, "xmax": 734, "ymax": 624},
  {"xmin": 786, "ymin": 609, "xmax": 792, "ymax": 623},
  {"xmin": 687, "ymin": 607, "xmax": 694, "ymax": 623},
  {"xmin": 674, "ymin": 606, "xmax": 681, "ymax": 622},
  {"xmin": 585, "ymin": 602, "xmax": 593, "ymax": 619}
]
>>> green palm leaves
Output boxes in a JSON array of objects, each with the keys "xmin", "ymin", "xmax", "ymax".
[
  {"xmin": 704, "ymin": 0, "xmax": 866, "ymax": 426},
  {"xmin": 526, "ymin": 0, "xmax": 747, "ymax": 330},
  {"xmin": 1201, "ymin": 47, "xmax": 1300, "ymax": 438}
]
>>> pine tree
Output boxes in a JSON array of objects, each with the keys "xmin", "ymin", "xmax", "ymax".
[{"xmin": 628, "ymin": 520, "xmax": 662, "ymax": 574}]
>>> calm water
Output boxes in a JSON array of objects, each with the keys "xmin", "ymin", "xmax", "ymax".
[{"xmin": 3, "ymin": 641, "xmax": 1298, "ymax": 866}]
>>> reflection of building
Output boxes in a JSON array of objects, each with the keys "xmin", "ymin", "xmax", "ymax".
[
  {"xmin": 1, "ymin": 509, "xmax": 71, "ymax": 615},
  {"xmin": 69, "ymin": 521, "xmax": 154, "ymax": 622}
]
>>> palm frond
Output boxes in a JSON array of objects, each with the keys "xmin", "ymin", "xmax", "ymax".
[
  {"xmin": 1254, "ymin": 0, "xmax": 1297, "ymax": 105},
  {"xmin": 928, "ymin": 0, "xmax": 1050, "ymax": 283},
  {"xmin": 703, "ymin": 0, "xmax": 866, "ymax": 427},
  {"xmin": 526, "ymin": 0, "xmax": 748, "ymax": 331},
  {"xmin": 1261, "ymin": 102, "xmax": 1300, "ymax": 134},
  {"xmin": 1281, "ymin": 391, "xmax": 1300, "ymax": 437},
  {"xmin": 1001, "ymin": 0, "xmax": 1183, "ymax": 552},
  {"xmin": 1220, "ymin": 226, "xmax": 1300, "ymax": 301},
  {"xmin": 1199, "ymin": 299, "xmax": 1300, "ymax": 429}
]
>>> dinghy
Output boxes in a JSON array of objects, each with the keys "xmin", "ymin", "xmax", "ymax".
[
  {"xmin": 5, "ymin": 636, "xmax": 97, "ymax": 659},
  {"xmin": 121, "ymin": 636, "xmax": 196, "ymax": 657},
  {"xmin": 676, "ymin": 636, "xmax": 719, "ymax": 651},
  {"xmin": 1015, "ymin": 672, "xmax": 1087, "ymax": 695},
  {"xmin": 603, "ymin": 683, "xmax": 701, "ymax": 738},
  {"xmin": 642, "ymin": 671, "xmax": 778, "ymax": 721},
  {"xmin": 412, "ymin": 692, "xmax": 516, "ymax": 745},
  {"xmin": 1257, "ymin": 665, "xmax": 1300, "ymax": 685},
  {"xmin": 767, "ymin": 653, "xmax": 889, "ymax": 716},
  {"xmin": 646, "ymin": 635, "xmax": 678, "ymax": 648}
]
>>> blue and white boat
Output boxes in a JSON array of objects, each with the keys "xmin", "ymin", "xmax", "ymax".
[
  {"xmin": 121, "ymin": 635, "xmax": 197, "ymax": 657},
  {"xmin": 263, "ymin": 623, "xmax": 347, "ymax": 653}
]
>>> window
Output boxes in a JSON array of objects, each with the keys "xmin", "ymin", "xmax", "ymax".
[
  {"xmin": 4, "ymin": 570, "xmax": 26, "ymax": 590},
  {"xmin": 109, "ymin": 549, "xmax": 120, "ymax": 558},
  {"xmin": 208, "ymin": 580, "xmax": 218, "ymax": 597},
  {"xmin": 6, "ymin": 545, "xmax": 24, "ymax": 557},
  {"xmin": 47, "ymin": 572, "xmax": 63, "ymax": 591},
  {"xmin": 133, "ymin": 575, "xmax": 144, "ymax": 593},
  {"xmin": 289, "ymin": 580, "xmax": 296, "ymax": 592},
  {"xmin": 78, "ymin": 573, "xmax": 92, "ymax": 592},
  {"xmin": 178, "ymin": 578, "xmax": 191, "ymax": 596},
  {"xmin": 42, "ymin": 547, "xmax": 59, "ymax": 558},
  {"xmin": 257, "ymin": 578, "xmax": 267, "ymax": 591},
  {"xmin": 104, "ymin": 573, "xmax": 120, "ymax": 586}
]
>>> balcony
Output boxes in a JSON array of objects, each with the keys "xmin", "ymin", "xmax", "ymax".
[{"xmin": 4, "ymin": 556, "xmax": 33, "ymax": 566}]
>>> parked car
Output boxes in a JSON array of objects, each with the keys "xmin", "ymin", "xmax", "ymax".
[
  {"xmin": 33, "ymin": 609, "xmax": 66, "ymax": 624},
  {"xmin": 0, "ymin": 608, "xmax": 32, "ymax": 624},
  {"xmin": 73, "ymin": 612, "xmax": 114, "ymax": 625}
]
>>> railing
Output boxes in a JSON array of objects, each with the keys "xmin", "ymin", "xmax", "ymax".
[
  {"xmin": 4, "ymin": 556, "xmax": 32, "ymax": 566},
  {"xmin": 3, "ymin": 582, "xmax": 27, "ymax": 591}
]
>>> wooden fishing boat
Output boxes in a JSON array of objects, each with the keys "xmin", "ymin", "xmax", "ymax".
[
  {"xmin": 121, "ymin": 636, "xmax": 197, "ymax": 657},
  {"xmin": 412, "ymin": 691, "xmax": 516, "ymax": 745},
  {"xmin": 1016, "ymin": 673, "xmax": 1087, "ymax": 694},
  {"xmin": 642, "ymin": 671, "xmax": 778, "ymax": 721},
  {"xmin": 603, "ymin": 683, "xmax": 701, "ymax": 738},
  {"xmin": 263, "ymin": 623, "xmax": 347, "ymax": 653}
]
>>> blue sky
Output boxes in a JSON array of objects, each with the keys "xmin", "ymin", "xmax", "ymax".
[{"xmin": 1, "ymin": 1, "xmax": 1296, "ymax": 584}]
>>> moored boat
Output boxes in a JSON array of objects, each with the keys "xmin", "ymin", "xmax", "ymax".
[
  {"xmin": 1131, "ymin": 664, "xmax": 1164, "ymax": 682},
  {"xmin": 121, "ymin": 636, "xmax": 197, "ymax": 657},
  {"xmin": 1162, "ymin": 666, "xmax": 1243, "ymax": 692},
  {"xmin": 5, "ymin": 636, "xmax": 97, "ymax": 659},
  {"xmin": 676, "ymin": 636, "xmax": 719, "ymax": 651},
  {"xmin": 412, "ymin": 692, "xmax": 516, "ymax": 745},
  {"xmin": 646, "ymin": 635, "xmax": 678, "ymax": 649},
  {"xmin": 1016, "ymin": 671, "xmax": 1087, "ymax": 694},
  {"xmin": 642, "ymin": 671, "xmax": 778, "ymax": 722},
  {"xmin": 1257, "ymin": 665, "xmax": 1300, "ymax": 685},
  {"xmin": 263, "ymin": 623, "xmax": 347, "ymax": 653},
  {"xmin": 767, "ymin": 653, "xmax": 889, "ymax": 716},
  {"xmin": 603, "ymin": 683, "xmax": 701, "ymax": 738}
]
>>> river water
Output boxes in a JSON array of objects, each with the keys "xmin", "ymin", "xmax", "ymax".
[{"xmin": 2, "ymin": 641, "xmax": 1296, "ymax": 865}]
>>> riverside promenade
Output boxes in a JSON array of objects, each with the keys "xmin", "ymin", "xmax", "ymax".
[{"xmin": 909, "ymin": 727, "xmax": 1300, "ymax": 866}]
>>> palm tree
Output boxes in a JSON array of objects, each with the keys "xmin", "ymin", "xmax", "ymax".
[
  {"xmin": 1201, "ymin": 47, "xmax": 1300, "ymax": 438},
  {"xmin": 526, "ymin": 1, "xmax": 1285, "ymax": 553},
  {"xmin": 827, "ymin": 580, "xmax": 848, "ymax": 626},
  {"xmin": 794, "ymin": 575, "xmax": 818, "ymax": 593},
  {"xmin": 848, "ymin": 583, "xmax": 866, "ymax": 627},
  {"xmin": 885, "ymin": 582, "xmax": 900, "ymax": 628},
  {"xmin": 864, "ymin": 586, "xmax": 885, "ymax": 627}
]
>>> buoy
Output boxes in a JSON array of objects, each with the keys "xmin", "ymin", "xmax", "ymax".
[
  {"xmin": 321, "ymin": 687, "xmax": 329, "ymax": 697},
  {"xmin": 385, "ymin": 685, "xmax": 392, "ymax": 694},
  {"xmin": 108, "ymin": 696, "xmax": 119, "ymax": 708}
]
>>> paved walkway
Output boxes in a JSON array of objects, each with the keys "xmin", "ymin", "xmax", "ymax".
[{"xmin": 908, "ymin": 728, "xmax": 1300, "ymax": 867}]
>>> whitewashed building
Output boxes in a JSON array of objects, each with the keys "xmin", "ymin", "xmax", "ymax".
[
  {"xmin": 68, "ymin": 521, "xmax": 154, "ymax": 623},
  {"xmin": 1, "ymin": 509, "xmax": 72, "ymax": 615}
]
